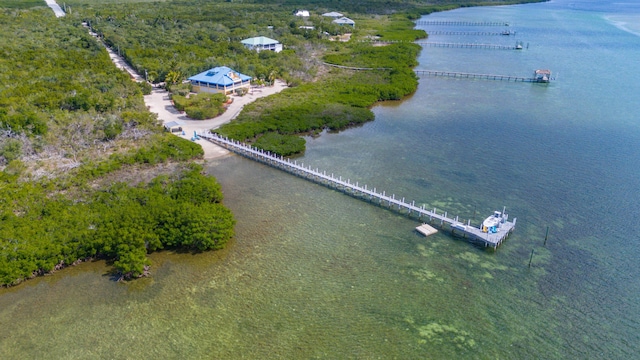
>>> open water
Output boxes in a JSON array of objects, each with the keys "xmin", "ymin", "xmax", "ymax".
[{"xmin": 1, "ymin": 0, "xmax": 639, "ymax": 358}]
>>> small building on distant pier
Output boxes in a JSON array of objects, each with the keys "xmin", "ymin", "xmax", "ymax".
[
  {"xmin": 241, "ymin": 36, "xmax": 283, "ymax": 53},
  {"xmin": 534, "ymin": 69, "xmax": 551, "ymax": 83},
  {"xmin": 188, "ymin": 66, "xmax": 252, "ymax": 95}
]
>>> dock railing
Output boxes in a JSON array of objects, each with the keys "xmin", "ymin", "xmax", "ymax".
[{"xmin": 199, "ymin": 132, "xmax": 516, "ymax": 248}]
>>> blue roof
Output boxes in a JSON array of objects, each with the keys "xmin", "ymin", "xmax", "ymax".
[{"xmin": 188, "ymin": 66, "xmax": 252, "ymax": 86}]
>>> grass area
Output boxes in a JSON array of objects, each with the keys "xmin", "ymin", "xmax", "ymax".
[
  {"xmin": 353, "ymin": 15, "xmax": 429, "ymax": 41},
  {"xmin": 0, "ymin": 0, "xmax": 45, "ymax": 9}
]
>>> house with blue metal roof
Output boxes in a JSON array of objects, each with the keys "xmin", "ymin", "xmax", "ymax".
[
  {"xmin": 188, "ymin": 66, "xmax": 252, "ymax": 94},
  {"xmin": 241, "ymin": 36, "xmax": 283, "ymax": 53}
]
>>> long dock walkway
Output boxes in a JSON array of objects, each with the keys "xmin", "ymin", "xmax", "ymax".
[
  {"xmin": 427, "ymin": 30, "xmax": 516, "ymax": 36},
  {"xmin": 415, "ymin": 69, "xmax": 543, "ymax": 82},
  {"xmin": 199, "ymin": 132, "xmax": 516, "ymax": 249},
  {"xmin": 416, "ymin": 41, "xmax": 521, "ymax": 50},
  {"xmin": 416, "ymin": 21, "xmax": 510, "ymax": 26},
  {"xmin": 363, "ymin": 40, "xmax": 522, "ymax": 50}
]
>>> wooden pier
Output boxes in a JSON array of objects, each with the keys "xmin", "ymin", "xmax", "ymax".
[
  {"xmin": 199, "ymin": 132, "xmax": 516, "ymax": 249},
  {"xmin": 416, "ymin": 41, "xmax": 522, "ymax": 50},
  {"xmin": 426, "ymin": 30, "xmax": 516, "ymax": 36},
  {"xmin": 415, "ymin": 69, "xmax": 541, "ymax": 82},
  {"xmin": 416, "ymin": 21, "xmax": 510, "ymax": 27}
]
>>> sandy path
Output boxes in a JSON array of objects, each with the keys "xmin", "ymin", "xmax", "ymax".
[
  {"xmin": 144, "ymin": 81, "xmax": 288, "ymax": 159},
  {"xmin": 45, "ymin": 0, "xmax": 66, "ymax": 17}
]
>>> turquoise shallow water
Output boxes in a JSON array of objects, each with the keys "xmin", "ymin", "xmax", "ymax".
[{"xmin": 1, "ymin": 1, "xmax": 639, "ymax": 358}]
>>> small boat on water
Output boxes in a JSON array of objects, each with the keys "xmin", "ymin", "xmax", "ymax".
[{"xmin": 481, "ymin": 209, "xmax": 508, "ymax": 233}]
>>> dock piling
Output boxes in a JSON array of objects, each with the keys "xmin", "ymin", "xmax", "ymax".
[{"xmin": 543, "ymin": 226, "xmax": 549, "ymax": 246}]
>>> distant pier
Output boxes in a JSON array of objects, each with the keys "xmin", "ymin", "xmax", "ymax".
[
  {"xmin": 416, "ymin": 21, "xmax": 510, "ymax": 26},
  {"xmin": 415, "ymin": 69, "xmax": 551, "ymax": 83},
  {"xmin": 363, "ymin": 40, "xmax": 523, "ymax": 50},
  {"xmin": 427, "ymin": 30, "xmax": 516, "ymax": 36},
  {"xmin": 415, "ymin": 69, "xmax": 531, "ymax": 81},
  {"xmin": 416, "ymin": 41, "xmax": 523, "ymax": 50},
  {"xmin": 199, "ymin": 132, "xmax": 516, "ymax": 249}
]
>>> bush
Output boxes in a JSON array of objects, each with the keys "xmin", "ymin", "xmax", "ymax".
[
  {"xmin": 175, "ymin": 92, "xmax": 227, "ymax": 120},
  {"xmin": 254, "ymin": 132, "xmax": 306, "ymax": 157},
  {"xmin": 172, "ymin": 94, "xmax": 188, "ymax": 112},
  {"xmin": 138, "ymin": 81, "xmax": 153, "ymax": 95},
  {"xmin": 186, "ymin": 106, "xmax": 219, "ymax": 120},
  {"xmin": 0, "ymin": 165, "xmax": 235, "ymax": 286},
  {"xmin": 0, "ymin": 138, "xmax": 22, "ymax": 164}
]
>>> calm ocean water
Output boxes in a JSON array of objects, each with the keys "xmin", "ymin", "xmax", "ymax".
[{"xmin": 1, "ymin": 1, "xmax": 639, "ymax": 358}]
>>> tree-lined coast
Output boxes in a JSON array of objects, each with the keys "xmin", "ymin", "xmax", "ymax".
[{"xmin": 0, "ymin": 0, "xmax": 546, "ymax": 286}]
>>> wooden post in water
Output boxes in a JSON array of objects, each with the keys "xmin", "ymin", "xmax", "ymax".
[
  {"xmin": 528, "ymin": 249, "xmax": 535, "ymax": 268},
  {"xmin": 543, "ymin": 226, "xmax": 549, "ymax": 246}
]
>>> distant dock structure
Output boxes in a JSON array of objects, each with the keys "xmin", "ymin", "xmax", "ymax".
[
  {"xmin": 427, "ymin": 30, "xmax": 516, "ymax": 36},
  {"xmin": 416, "ymin": 41, "xmax": 526, "ymax": 50},
  {"xmin": 416, "ymin": 20, "xmax": 510, "ymax": 27},
  {"xmin": 365, "ymin": 40, "xmax": 526, "ymax": 50},
  {"xmin": 199, "ymin": 132, "xmax": 516, "ymax": 249},
  {"xmin": 534, "ymin": 69, "xmax": 552, "ymax": 83},
  {"xmin": 415, "ymin": 69, "xmax": 554, "ymax": 83}
]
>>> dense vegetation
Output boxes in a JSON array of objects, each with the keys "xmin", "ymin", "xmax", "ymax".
[
  {"xmin": 64, "ymin": 0, "xmax": 427, "ymax": 155},
  {"xmin": 173, "ymin": 92, "xmax": 229, "ymax": 120},
  {"xmin": 0, "ymin": 0, "xmax": 44, "ymax": 9},
  {"xmin": 0, "ymin": 163, "xmax": 234, "ymax": 285},
  {"xmin": 64, "ymin": 0, "xmax": 543, "ymax": 155},
  {"xmin": 216, "ymin": 42, "xmax": 420, "ymax": 154},
  {"xmin": 0, "ymin": 8, "xmax": 235, "ymax": 286},
  {"xmin": 0, "ymin": 0, "xmax": 547, "ymax": 285}
]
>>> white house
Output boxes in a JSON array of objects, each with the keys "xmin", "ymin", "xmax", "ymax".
[
  {"xmin": 322, "ymin": 12, "xmax": 343, "ymax": 19},
  {"xmin": 333, "ymin": 17, "xmax": 355, "ymax": 27},
  {"xmin": 293, "ymin": 9, "xmax": 310, "ymax": 17},
  {"xmin": 241, "ymin": 36, "xmax": 283, "ymax": 53}
]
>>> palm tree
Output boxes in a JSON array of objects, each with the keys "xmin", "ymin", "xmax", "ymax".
[
  {"xmin": 267, "ymin": 68, "xmax": 279, "ymax": 86},
  {"xmin": 165, "ymin": 70, "xmax": 183, "ymax": 88}
]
